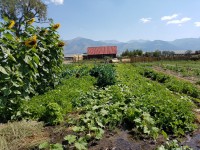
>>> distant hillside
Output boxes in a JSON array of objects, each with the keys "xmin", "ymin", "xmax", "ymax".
[
  {"xmin": 64, "ymin": 37, "xmax": 111, "ymax": 54},
  {"xmin": 170, "ymin": 38, "xmax": 200, "ymax": 50},
  {"xmin": 64, "ymin": 37, "xmax": 200, "ymax": 54}
]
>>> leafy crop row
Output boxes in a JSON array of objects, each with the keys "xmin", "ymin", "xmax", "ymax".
[
  {"xmin": 53, "ymin": 64, "xmax": 196, "ymax": 149},
  {"xmin": 140, "ymin": 68, "xmax": 200, "ymax": 98},
  {"xmin": 117, "ymin": 64, "xmax": 196, "ymax": 134},
  {"xmin": 162, "ymin": 64, "xmax": 200, "ymax": 78},
  {"xmin": 21, "ymin": 66, "xmax": 96, "ymax": 125}
]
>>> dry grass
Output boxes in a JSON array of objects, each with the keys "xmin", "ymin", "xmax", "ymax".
[{"xmin": 0, "ymin": 120, "xmax": 49, "ymax": 150}]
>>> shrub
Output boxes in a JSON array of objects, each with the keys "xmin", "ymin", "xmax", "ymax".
[
  {"xmin": 41, "ymin": 102, "xmax": 63, "ymax": 125},
  {"xmin": 90, "ymin": 64, "xmax": 116, "ymax": 87}
]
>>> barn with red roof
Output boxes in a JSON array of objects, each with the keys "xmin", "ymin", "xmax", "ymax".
[{"xmin": 87, "ymin": 46, "xmax": 117, "ymax": 59}]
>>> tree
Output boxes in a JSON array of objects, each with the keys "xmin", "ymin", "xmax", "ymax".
[
  {"xmin": 121, "ymin": 49, "xmax": 143, "ymax": 57},
  {"xmin": 121, "ymin": 49, "xmax": 129, "ymax": 57},
  {"xmin": 144, "ymin": 52, "xmax": 152, "ymax": 57},
  {"xmin": 153, "ymin": 50, "xmax": 161, "ymax": 57},
  {"xmin": 185, "ymin": 50, "xmax": 192, "ymax": 56},
  {"xmin": 0, "ymin": 0, "xmax": 47, "ymax": 36},
  {"xmin": 195, "ymin": 50, "xmax": 200, "ymax": 54}
]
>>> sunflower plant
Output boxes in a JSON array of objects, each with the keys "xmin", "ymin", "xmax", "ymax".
[{"xmin": 0, "ymin": 17, "xmax": 64, "ymax": 122}]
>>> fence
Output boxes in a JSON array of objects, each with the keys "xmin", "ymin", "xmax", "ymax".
[{"xmin": 130, "ymin": 55, "xmax": 200, "ymax": 63}]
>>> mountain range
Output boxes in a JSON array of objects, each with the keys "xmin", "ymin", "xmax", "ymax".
[{"xmin": 64, "ymin": 37, "xmax": 200, "ymax": 55}]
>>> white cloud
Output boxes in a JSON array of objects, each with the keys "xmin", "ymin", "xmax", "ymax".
[
  {"xmin": 167, "ymin": 17, "xmax": 191, "ymax": 25},
  {"xmin": 45, "ymin": 0, "xmax": 64, "ymax": 5},
  {"xmin": 140, "ymin": 18, "xmax": 152, "ymax": 23},
  {"xmin": 194, "ymin": 22, "xmax": 200, "ymax": 27},
  {"xmin": 161, "ymin": 14, "xmax": 178, "ymax": 21}
]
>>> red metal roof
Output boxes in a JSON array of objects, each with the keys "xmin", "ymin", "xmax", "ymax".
[{"xmin": 87, "ymin": 46, "xmax": 117, "ymax": 55}]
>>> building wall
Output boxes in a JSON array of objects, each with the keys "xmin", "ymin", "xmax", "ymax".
[{"xmin": 87, "ymin": 54, "xmax": 116, "ymax": 59}]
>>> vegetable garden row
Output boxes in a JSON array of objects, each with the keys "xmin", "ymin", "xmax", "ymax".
[
  {"xmin": 36, "ymin": 63, "xmax": 199, "ymax": 149},
  {"xmin": 1, "ymin": 55, "xmax": 200, "ymax": 149},
  {"xmin": 145, "ymin": 61, "xmax": 200, "ymax": 85}
]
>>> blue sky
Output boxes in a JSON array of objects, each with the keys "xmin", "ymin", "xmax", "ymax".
[{"xmin": 44, "ymin": 0, "xmax": 200, "ymax": 42}]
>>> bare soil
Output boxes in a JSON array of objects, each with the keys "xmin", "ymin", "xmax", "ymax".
[
  {"xmin": 88, "ymin": 129, "xmax": 165, "ymax": 150},
  {"xmin": 42, "ymin": 123, "xmax": 200, "ymax": 150}
]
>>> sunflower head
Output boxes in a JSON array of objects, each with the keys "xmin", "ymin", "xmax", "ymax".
[
  {"xmin": 32, "ymin": 35, "xmax": 37, "ymax": 40},
  {"xmin": 58, "ymin": 41, "xmax": 65, "ymax": 47},
  {"xmin": 8, "ymin": 20, "xmax": 15, "ymax": 29},
  {"xmin": 25, "ymin": 39, "xmax": 37, "ymax": 47},
  {"xmin": 25, "ymin": 35, "xmax": 37, "ymax": 47},
  {"xmin": 27, "ymin": 18, "xmax": 35, "ymax": 25},
  {"xmin": 52, "ymin": 24, "xmax": 60, "ymax": 30}
]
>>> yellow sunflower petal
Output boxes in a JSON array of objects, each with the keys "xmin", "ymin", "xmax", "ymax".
[{"xmin": 8, "ymin": 20, "xmax": 15, "ymax": 29}]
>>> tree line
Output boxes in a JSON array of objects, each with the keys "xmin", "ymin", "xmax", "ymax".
[{"xmin": 121, "ymin": 49, "xmax": 175, "ymax": 57}]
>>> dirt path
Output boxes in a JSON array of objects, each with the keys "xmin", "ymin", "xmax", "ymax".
[
  {"xmin": 88, "ymin": 128, "xmax": 200, "ymax": 150},
  {"xmin": 153, "ymin": 66, "xmax": 200, "ymax": 89},
  {"xmin": 89, "ymin": 129, "xmax": 164, "ymax": 150}
]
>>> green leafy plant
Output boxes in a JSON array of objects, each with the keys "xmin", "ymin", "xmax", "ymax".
[
  {"xmin": 157, "ymin": 140, "xmax": 192, "ymax": 150},
  {"xmin": 21, "ymin": 74, "xmax": 95, "ymax": 123},
  {"xmin": 90, "ymin": 64, "xmax": 116, "ymax": 87},
  {"xmin": 41, "ymin": 102, "xmax": 63, "ymax": 125},
  {"xmin": 62, "ymin": 65, "xmax": 90, "ymax": 78},
  {"xmin": 64, "ymin": 135, "xmax": 87, "ymax": 150},
  {"xmin": 34, "ymin": 63, "xmax": 196, "ymax": 148},
  {"xmin": 39, "ymin": 142, "xmax": 63, "ymax": 150},
  {"xmin": 141, "ymin": 68, "xmax": 200, "ymax": 98},
  {"xmin": 0, "ymin": 17, "xmax": 64, "ymax": 122},
  {"xmin": 126, "ymin": 108, "xmax": 159, "ymax": 139}
]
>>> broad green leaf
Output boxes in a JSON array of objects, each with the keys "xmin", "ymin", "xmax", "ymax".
[
  {"xmin": 14, "ymin": 90, "xmax": 21, "ymax": 95},
  {"xmin": 134, "ymin": 118, "xmax": 141, "ymax": 123},
  {"xmin": 143, "ymin": 126, "xmax": 150, "ymax": 134},
  {"xmin": 4, "ymin": 33, "xmax": 13, "ymax": 40},
  {"xmin": 92, "ymin": 105, "xmax": 99, "ymax": 110},
  {"xmin": 50, "ymin": 143, "xmax": 63, "ymax": 150},
  {"xmin": 33, "ymin": 55, "xmax": 40, "ymax": 65},
  {"xmin": 24, "ymin": 55, "xmax": 32, "ymax": 64},
  {"xmin": 11, "ymin": 81, "xmax": 20, "ymax": 87},
  {"xmin": 0, "ymin": 45, "xmax": 11, "ymax": 55},
  {"xmin": 39, "ymin": 47, "xmax": 47, "ymax": 52},
  {"xmin": 8, "ymin": 54, "xmax": 16, "ymax": 62},
  {"xmin": 43, "ymin": 55, "xmax": 50, "ymax": 62},
  {"xmin": 0, "ymin": 66, "xmax": 8, "ymax": 75},
  {"xmin": 39, "ymin": 141, "xmax": 49, "ymax": 149},
  {"xmin": 161, "ymin": 130, "xmax": 168, "ymax": 140},
  {"xmin": 95, "ymin": 128, "xmax": 104, "ymax": 139},
  {"xmin": 96, "ymin": 120, "xmax": 104, "ymax": 128},
  {"xmin": 3, "ymin": 16, "xmax": 9, "ymax": 22},
  {"xmin": 100, "ymin": 109, "xmax": 108, "ymax": 116},
  {"xmin": 74, "ymin": 142, "xmax": 87, "ymax": 150},
  {"xmin": 64, "ymin": 135, "xmax": 77, "ymax": 144},
  {"xmin": 157, "ymin": 145, "xmax": 166, "ymax": 150},
  {"xmin": 3, "ymin": 88, "xmax": 11, "ymax": 96},
  {"xmin": 72, "ymin": 126, "xmax": 85, "ymax": 132}
]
